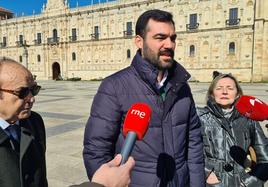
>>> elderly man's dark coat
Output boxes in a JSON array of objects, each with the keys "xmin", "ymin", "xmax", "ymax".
[{"xmin": 0, "ymin": 111, "xmax": 48, "ymax": 187}]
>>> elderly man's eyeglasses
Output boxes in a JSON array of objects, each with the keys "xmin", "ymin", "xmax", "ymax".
[{"xmin": 0, "ymin": 85, "xmax": 41, "ymax": 99}]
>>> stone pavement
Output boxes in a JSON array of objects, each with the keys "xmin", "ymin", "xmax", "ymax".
[{"xmin": 33, "ymin": 80, "xmax": 268, "ymax": 187}]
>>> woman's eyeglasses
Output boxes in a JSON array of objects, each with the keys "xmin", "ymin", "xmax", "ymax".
[{"xmin": 0, "ymin": 85, "xmax": 41, "ymax": 99}]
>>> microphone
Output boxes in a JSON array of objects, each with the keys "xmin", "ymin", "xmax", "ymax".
[
  {"xmin": 120, "ymin": 103, "xmax": 152, "ymax": 165},
  {"xmin": 235, "ymin": 95, "xmax": 268, "ymax": 121}
]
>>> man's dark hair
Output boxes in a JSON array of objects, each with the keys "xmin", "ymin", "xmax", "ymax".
[{"xmin": 135, "ymin": 9, "xmax": 175, "ymax": 39}]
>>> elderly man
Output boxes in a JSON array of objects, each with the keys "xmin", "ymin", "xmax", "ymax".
[
  {"xmin": 0, "ymin": 57, "xmax": 47, "ymax": 187},
  {"xmin": 0, "ymin": 57, "xmax": 135, "ymax": 187}
]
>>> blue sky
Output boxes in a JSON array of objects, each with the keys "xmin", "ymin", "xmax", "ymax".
[{"xmin": 0, "ymin": 0, "xmax": 115, "ymax": 16}]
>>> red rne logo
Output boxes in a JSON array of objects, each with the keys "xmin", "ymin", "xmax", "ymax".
[{"xmin": 123, "ymin": 103, "xmax": 152, "ymax": 140}]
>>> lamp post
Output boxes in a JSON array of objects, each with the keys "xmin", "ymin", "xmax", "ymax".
[{"xmin": 22, "ymin": 40, "xmax": 29, "ymax": 69}]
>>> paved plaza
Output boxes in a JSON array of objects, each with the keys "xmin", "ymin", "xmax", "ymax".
[{"xmin": 33, "ymin": 80, "xmax": 268, "ymax": 187}]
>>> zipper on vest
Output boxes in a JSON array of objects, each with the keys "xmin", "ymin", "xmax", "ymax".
[
  {"xmin": 208, "ymin": 131, "xmax": 216, "ymax": 156},
  {"xmin": 158, "ymin": 94, "xmax": 165, "ymax": 151}
]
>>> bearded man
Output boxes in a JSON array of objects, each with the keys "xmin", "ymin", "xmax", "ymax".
[{"xmin": 83, "ymin": 9, "xmax": 205, "ymax": 187}]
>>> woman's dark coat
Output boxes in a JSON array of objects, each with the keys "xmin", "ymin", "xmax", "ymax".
[
  {"xmin": 83, "ymin": 51, "xmax": 205, "ymax": 187},
  {"xmin": 197, "ymin": 100, "xmax": 268, "ymax": 187}
]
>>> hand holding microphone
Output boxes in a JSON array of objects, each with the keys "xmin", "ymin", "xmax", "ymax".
[
  {"xmin": 120, "ymin": 103, "xmax": 152, "ymax": 165},
  {"xmin": 235, "ymin": 95, "xmax": 268, "ymax": 121},
  {"xmin": 92, "ymin": 154, "xmax": 135, "ymax": 187}
]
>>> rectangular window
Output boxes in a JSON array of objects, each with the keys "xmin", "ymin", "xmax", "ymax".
[
  {"xmin": 126, "ymin": 22, "xmax": 132, "ymax": 35},
  {"xmin": 127, "ymin": 49, "xmax": 131, "ymax": 58},
  {"xmin": 229, "ymin": 8, "xmax": 238, "ymax": 20},
  {"xmin": 72, "ymin": 28, "xmax": 77, "ymax": 41},
  {"xmin": 3, "ymin": 37, "xmax": 6, "ymax": 47},
  {"xmin": 227, "ymin": 8, "xmax": 239, "ymax": 25},
  {"xmin": 94, "ymin": 26, "xmax": 99, "ymax": 39},
  {"xmin": 37, "ymin": 55, "xmax": 41, "ymax": 62},
  {"xmin": 190, "ymin": 14, "xmax": 197, "ymax": 26},
  {"xmin": 19, "ymin": 35, "xmax": 23, "ymax": 44},
  {"xmin": 187, "ymin": 14, "xmax": 199, "ymax": 30},
  {"xmin": 37, "ymin": 33, "xmax": 42, "ymax": 44}
]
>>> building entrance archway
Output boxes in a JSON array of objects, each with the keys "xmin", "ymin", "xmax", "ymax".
[{"xmin": 52, "ymin": 62, "xmax": 61, "ymax": 80}]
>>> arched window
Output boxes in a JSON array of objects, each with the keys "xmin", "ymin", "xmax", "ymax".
[
  {"xmin": 72, "ymin": 52, "xmax": 76, "ymax": 61},
  {"xmin": 127, "ymin": 49, "xmax": 131, "ymax": 58},
  {"xmin": 37, "ymin": 55, "xmax": 41, "ymax": 62},
  {"xmin": 190, "ymin": 45, "xmax": 195, "ymax": 56},
  {"xmin": 229, "ymin": 42, "xmax": 235, "ymax": 54},
  {"xmin": 19, "ymin": 55, "xmax": 22, "ymax": 63},
  {"xmin": 53, "ymin": 29, "xmax": 58, "ymax": 39}
]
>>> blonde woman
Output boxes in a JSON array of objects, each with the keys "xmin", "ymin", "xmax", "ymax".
[{"xmin": 197, "ymin": 73, "xmax": 268, "ymax": 187}]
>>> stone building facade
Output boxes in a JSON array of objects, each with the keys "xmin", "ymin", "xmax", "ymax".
[
  {"xmin": 0, "ymin": 0, "xmax": 267, "ymax": 82},
  {"xmin": 0, "ymin": 7, "xmax": 13, "ymax": 20}
]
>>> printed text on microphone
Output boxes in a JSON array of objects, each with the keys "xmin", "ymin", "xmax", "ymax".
[{"xmin": 131, "ymin": 109, "xmax": 145, "ymax": 118}]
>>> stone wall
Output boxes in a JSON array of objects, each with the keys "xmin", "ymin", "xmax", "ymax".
[{"xmin": 0, "ymin": 0, "xmax": 267, "ymax": 82}]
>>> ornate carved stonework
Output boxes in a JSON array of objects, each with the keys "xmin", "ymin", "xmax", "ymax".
[
  {"xmin": 0, "ymin": 0, "xmax": 267, "ymax": 82},
  {"xmin": 229, "ymin": 0, "xmax": 239, "ymax": 5},
  {"xmin": 45, "ymin": 0, "xmax": 66, "ymax": 11}
]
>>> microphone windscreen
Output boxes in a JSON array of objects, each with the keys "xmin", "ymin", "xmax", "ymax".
[
  {"xmin": 123, "ymin": 103, "xmax": 152, "ymax": 140},
  {"xmin": 235, "ymin": 95, "xmax": 268, "ymax": 121}
]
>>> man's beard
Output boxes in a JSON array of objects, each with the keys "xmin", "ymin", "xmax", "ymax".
[{"xmin": 143, "ymin": 43, "xmax": 174, "ymax": 70}]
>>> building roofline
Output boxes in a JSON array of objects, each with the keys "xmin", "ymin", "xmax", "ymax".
[{"xmin": 0, "ymin": 7, "xmax": 13, "ymax": 14}]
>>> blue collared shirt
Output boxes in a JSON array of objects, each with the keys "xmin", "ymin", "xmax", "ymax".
[
  {"xmin": 0, "ymin": 118, "xmax": 10, "ymax": 131},
  {"xmin": 0, "ymin": 118, "xmax": 20, "ymax": 136}
]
